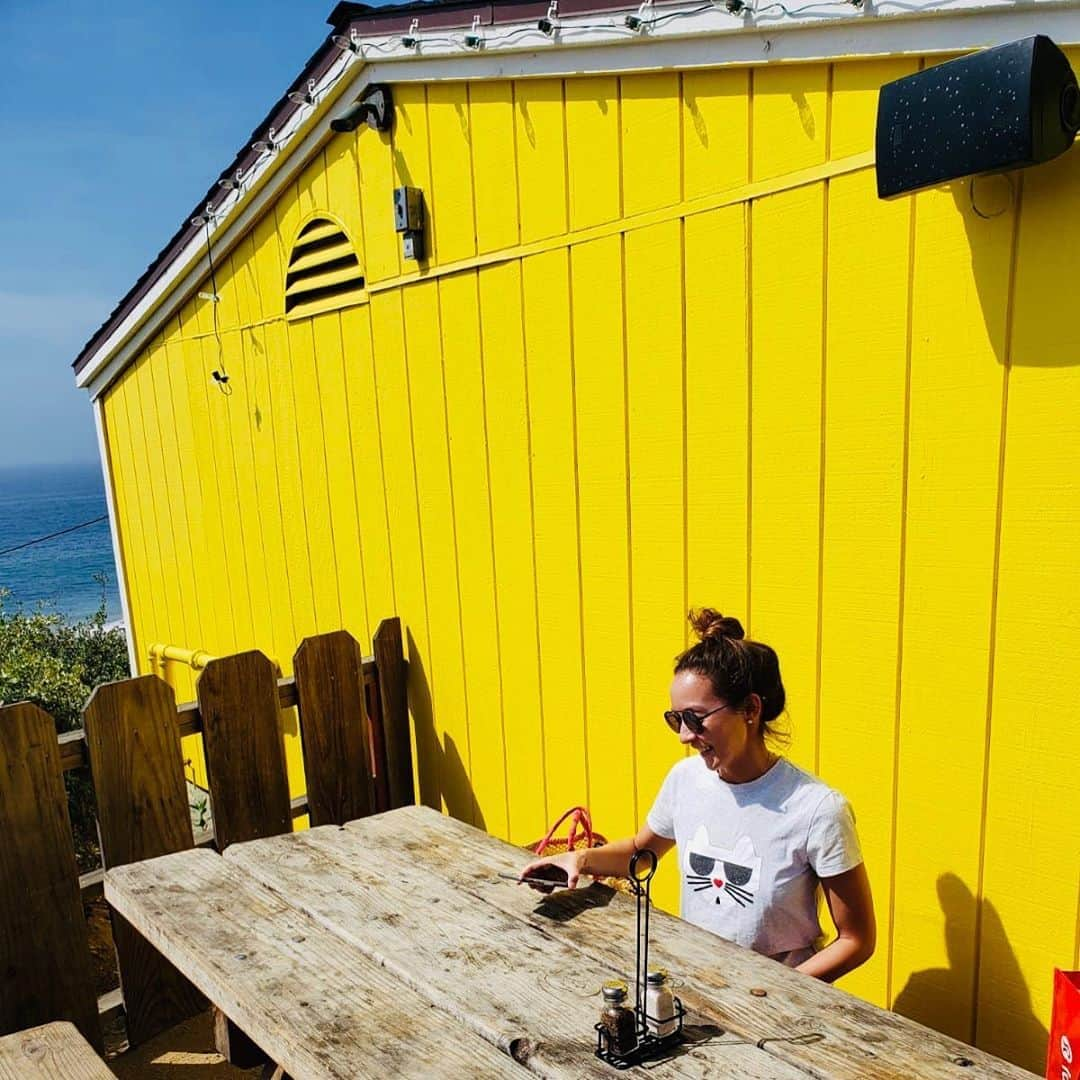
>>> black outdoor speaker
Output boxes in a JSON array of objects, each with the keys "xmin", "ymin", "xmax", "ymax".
[{"xmin": 876, "ymin": 35, "xmax": 1080, "ymax": 199}]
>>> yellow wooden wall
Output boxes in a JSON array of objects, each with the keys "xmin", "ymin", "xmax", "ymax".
[{"xmin": 99, "ymin": 52, "xmax": 1080, "ymax": 1071}]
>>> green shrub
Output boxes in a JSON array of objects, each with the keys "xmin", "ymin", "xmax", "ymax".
[{"xmin": 0, "ymin": 580, "xmax": 130, "ymax": 868}]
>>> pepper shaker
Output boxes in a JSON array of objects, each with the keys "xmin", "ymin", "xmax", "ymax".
[{"xmin": 600, "ymin": 979, "xmax": 637, "ymax": 1057}]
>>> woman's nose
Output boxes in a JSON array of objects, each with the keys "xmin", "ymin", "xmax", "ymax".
[{"xmin": 678, "ymin": 720, "xmax": 697, "ymax": 744}]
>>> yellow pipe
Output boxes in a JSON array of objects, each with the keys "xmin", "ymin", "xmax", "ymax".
[
  {"xmin": 158, "ymin": 644, "xmax": 216, "ymax": 670},
  {"xmin": 146, "ymin": 643, "xmax": 217, "ymax": 687}
]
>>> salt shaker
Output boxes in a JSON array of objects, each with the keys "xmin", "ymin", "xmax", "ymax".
[
  {"xmin": 600, "ymin": 979, "xmax": 637, "ymax": 1057},
  {"xmin": 645, "ymin": 970, "xmax": 677, "ymax": 1037}
]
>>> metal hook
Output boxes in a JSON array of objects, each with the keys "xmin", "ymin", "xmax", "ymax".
[
  {"xmin": 969, "ymin": 172, "xmax": 1015, "ymax": 220},
  {"xmin": 629, "ymin": 847, "xmax": 658, "ymax": 884}
]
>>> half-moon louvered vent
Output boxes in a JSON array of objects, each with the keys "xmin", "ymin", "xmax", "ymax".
[{"xmin": 285, "ymin": 218, "xmax": 365, "ymax": 315}]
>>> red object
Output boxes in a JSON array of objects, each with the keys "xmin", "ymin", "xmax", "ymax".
[
  {"xmin": 532, "ymin": 806, "xmax": 596, "ymax": 855},
  {"xmin": 1047, "ymin": 969, "xmax": 1080, "ymax": 1080}
]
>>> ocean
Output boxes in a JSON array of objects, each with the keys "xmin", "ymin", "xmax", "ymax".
[{"xmin": 0, "ymin": 463, "xmax": 123, "ymax": 623}]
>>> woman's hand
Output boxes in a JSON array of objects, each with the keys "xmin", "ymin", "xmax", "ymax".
[
  {"xmin": 517, "ymin": 826, "xmax": 675, "ymax": 893},
  {"xmin": 518, "ymin": 849, "xmax": 588, "ymax": 892}
]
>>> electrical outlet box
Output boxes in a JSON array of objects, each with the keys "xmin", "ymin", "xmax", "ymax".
[
  {"xmin": 393, "ymin": 186, "xmax": 424, "ymax": 233},
  {"xmin": 402, "ymin": 231, "xmax": 425, "ymax": 261}
]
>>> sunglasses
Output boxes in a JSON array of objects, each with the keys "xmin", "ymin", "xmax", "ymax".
[{"xmin": 663, "ymin": 703, "xmax": 736, "ymax": 735}]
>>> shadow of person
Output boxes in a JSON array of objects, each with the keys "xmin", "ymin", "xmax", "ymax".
[
  {"xmin": 405, "ymin": 628, "xmax": 486, "ymax": 830},
  {"xmin": 892, "ymin": 873, "xmax": 1047, "ymax": 1072},
  {"xmin": 971, "ymin": 890, "xmax": 1049, "ymax": 1072},
  {"xmin": 893, "ymin": 874, "xmax": 979, "ymax": 1039}
]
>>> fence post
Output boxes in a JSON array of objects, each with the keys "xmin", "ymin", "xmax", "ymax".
[
  {"xmin": 0, "ymin": 704, "xmax": 100, "ymax": 1051},
  {"xmin": 373, "ymin": 617, "xmax": 414, "ymax": 810},
  {"xmin": 293, "ymin": 631, "xmax": 375, "ymax": 826},
  {"xmin": 83, "ymin": 676, "xmax": 207, "ymax": 1046}
]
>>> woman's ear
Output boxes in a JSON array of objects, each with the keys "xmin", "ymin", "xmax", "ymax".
[{"xmin": 744, "ymin": 692, "xmax": 764, "ymax": 728}]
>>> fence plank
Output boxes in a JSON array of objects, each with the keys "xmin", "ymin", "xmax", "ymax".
[
  {"xmin": 372, "ymin": 617, "xmax": 413, "ymax": 809},
  {"xmin": 197, "ymin": 651, "xmax": 292, "ymax": 1068},
  {"xmin": 196, "ymin": 652, "xmax": 291, "ymax": 850},
  {"xmin": 82, "ymin": 677, "xmax": 206, "ymax": 1046},
  {"xmin": 0, "ymin": 704, "xmax": 101, "ymax": 1051},
  {"xmin": 293, "ymin": 631, "xmax": 375, "ymax": 826}
]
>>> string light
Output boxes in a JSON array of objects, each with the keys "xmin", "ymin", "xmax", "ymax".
[
  {"xmin": 625, "ymin": 0, "xmax": 651, "ymax": 32},
  {"xmin": 251, "ymin": 126, "xmax": 279, "ymax": 156},
  {"xmin": 315, "ymin": 0, "xmax": 868, "ymax": 59},
  {"xmin": 288, "ymin": 79, "xmax": 317, "ymax": 107},
  {"xmin": 217, "ymin": 170, "xmax": 243, "ymax": 193},
  {"xmin": 189, "ymin": 203, "xmax": 216, "ymax": 229},
  {"xmin": 332, "ymin": 28, "xmax": 362, "ymax": 53},
  {"xmin": 538, "ymin": 1, "xmax": 559, "ymax": 36},
  {"xmin": 463, "ymin": 16, "xmax": 485, "ymax": 48}
]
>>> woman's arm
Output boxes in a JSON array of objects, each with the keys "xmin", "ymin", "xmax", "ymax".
[
  {"xmin": 520, "ymin": 824, "xmax": 675, "ymax": 889},
  {"xmin": 795, "ymin": 863, "xmax": 876, "ymax": 982}
]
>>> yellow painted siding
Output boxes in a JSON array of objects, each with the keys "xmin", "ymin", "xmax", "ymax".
[
  {"xmin": 99, "ymin": 61, "xmax": 1080, "ymax": 1072},
  {"xmin": 478, "ymin": 261, "xmax": 547, "ymax": 844}
]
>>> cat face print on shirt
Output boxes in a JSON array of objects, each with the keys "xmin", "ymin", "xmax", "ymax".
[{"xmin": 685, "ymin": 826, "xmax": 761, "ymax": 908}]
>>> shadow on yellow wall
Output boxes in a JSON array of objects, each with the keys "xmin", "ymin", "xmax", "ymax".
[
  {"xmin": 406, "ymin": 628, "xmax": 486, "ymax": 829},
  {"xmin": 892, "ymin": 873, "xmax": 1047, "ymax": 1071},
  {"xmin": 953, "ymin": 142, "xmax": 1080, "ymax": 370}
]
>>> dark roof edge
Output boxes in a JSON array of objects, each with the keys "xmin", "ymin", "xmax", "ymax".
[{"xmin": 73, "ymin": 0, "xmax": 639, "ymax": 379}]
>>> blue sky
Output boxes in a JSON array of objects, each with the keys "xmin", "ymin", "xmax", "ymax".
[{"xmin": 0, "ymin": 1, "xmax": 335, "ymax": 466}]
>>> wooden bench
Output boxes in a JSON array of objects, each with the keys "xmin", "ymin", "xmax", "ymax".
[{"xmin": 0, "ymin": 1022, "xmax": 116, "ymax": 1079}]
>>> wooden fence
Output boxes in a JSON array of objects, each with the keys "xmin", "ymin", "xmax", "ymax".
[{"xmin": 0, "ymin": 617, "xmax": 410, "ymax": 1055}]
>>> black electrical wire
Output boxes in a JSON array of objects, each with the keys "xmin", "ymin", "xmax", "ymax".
[
  {"xmin": 201, "ymin": 218, "xmax": 232, "ymax": 395},
  {"xmin": 641, "ymin": 3, "xmax": 716, "ymax": 27},
  {"xmin": 0, "ymin": 515, "xmax": 109, "ymax": 558}
]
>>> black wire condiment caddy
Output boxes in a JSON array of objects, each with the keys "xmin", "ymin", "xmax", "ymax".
[{"xmin": 594, "ymin": 848, "xmax": 686, "ymax": 1068}]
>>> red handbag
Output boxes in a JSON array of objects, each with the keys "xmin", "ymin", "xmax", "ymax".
[
  {"xmin": 1047, "ymin": 969, "xmax": 1080, "ymax": 1080},
  {"xmin": 531, "ymin": 806, "xmax": 602, "ymax": 857},
  {"xmin": 528, "ymin": 806, "xmax": 632, "ymax": 893}
]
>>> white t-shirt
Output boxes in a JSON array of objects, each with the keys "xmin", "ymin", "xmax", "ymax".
[{"xmin": 646, "ymin": 755, "xmax": 862, "ymax": 964}]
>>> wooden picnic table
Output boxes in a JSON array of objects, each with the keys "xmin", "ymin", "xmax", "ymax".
[
  {"xmin": 105, "ymin": 805, "xmax": 1036, "ymax": 1080},
  {"xmin": 0, "ymin": 1022, "xmax": 116, "ymax": 1079}
]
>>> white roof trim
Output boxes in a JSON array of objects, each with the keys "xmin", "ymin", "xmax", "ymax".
[{"xmin": 79, "ymin": 0, "xmax": 1080, "ymax": 399}]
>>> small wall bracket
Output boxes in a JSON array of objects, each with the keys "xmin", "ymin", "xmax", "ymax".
[{"xmin": 393, "ymin": 186, "xmax": 425, "ymax": 261}]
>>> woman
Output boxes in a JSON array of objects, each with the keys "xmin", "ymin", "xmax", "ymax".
[{"xmin": 520, "ymin": 609, "xmax": 875, "ymax": 982}]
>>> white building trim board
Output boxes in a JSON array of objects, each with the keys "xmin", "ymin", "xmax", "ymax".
[{"xmin": 94, "ymin": 398, "xmax": 139, "ymax": 673}]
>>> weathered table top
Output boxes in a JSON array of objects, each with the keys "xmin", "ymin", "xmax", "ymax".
[
  {"xmin": 105, "ymin": 805, "xmax": 1035, "ymax": 1080},
  {"xmin": 0, "ymin": 1022, "xmax": 115, "ymax": 1079}
]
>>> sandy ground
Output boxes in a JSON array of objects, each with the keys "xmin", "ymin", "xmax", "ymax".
[{"xmin": 107, "ymin": 1010, "xmax": 263, "ymax": 1079}]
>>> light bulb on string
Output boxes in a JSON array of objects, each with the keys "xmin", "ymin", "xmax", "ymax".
[
  {"xmin": 332, "ymin": 28, "xmax": 362, "ymax": 53},
  {"xmin": 288, "ymin": 79, "xmax": 317, "ymax": 107},
  {"xmin": 189, "ymin": 203, "xmax": 216, "ymax": 229},
  {"xmin": 217, "ymin": 170, "xmax": 243, "ymax": 193},
  {"xmin": 537, "ymin": 1, "xmax": 559, "ymax": 36},
  {"xmin": 463, "ymin": 14, "xmax": 484, "ymax": 48},
  {"xmin": 402, "ymin": 18, "xmax": 421, "ymax": 49},
  {"xmin": 252, "ymin": 127, "xmax": 279, "ymax": 156}
]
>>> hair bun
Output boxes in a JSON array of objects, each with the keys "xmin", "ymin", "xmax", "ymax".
[{"xmin": 689, "ymin": 608, "xmax": 745, "ymax": 642}]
